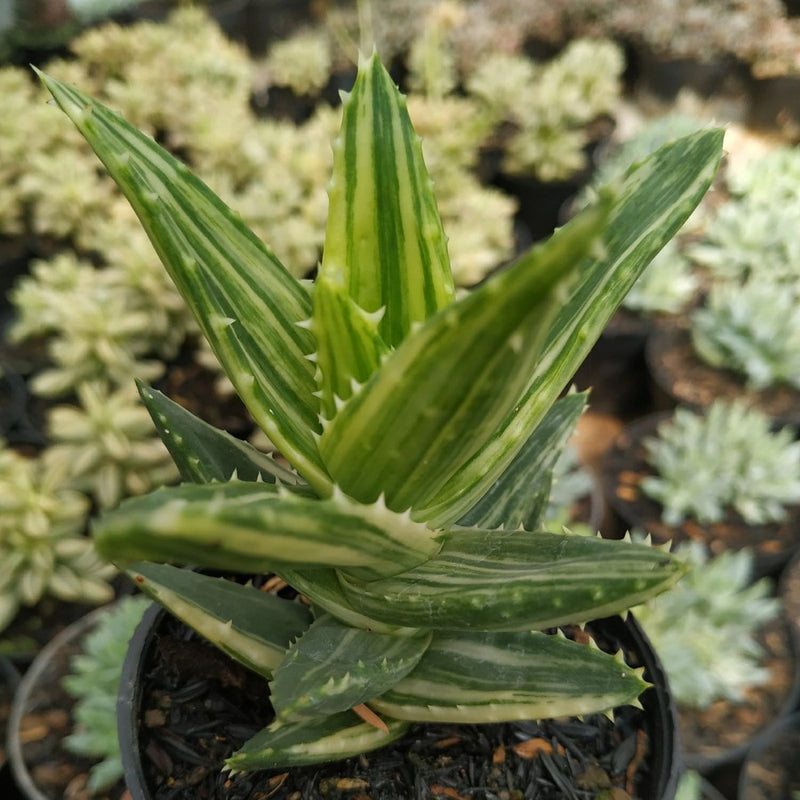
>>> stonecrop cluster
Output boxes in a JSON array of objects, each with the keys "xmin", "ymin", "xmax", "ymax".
[{"xmin": 37, "ymin": 52, "xmax": 721, "ymax": 771}]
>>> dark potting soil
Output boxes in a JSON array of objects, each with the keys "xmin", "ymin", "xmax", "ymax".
[
  {"xmin": 136, "ymin": 615, "xmax": 661, "ymax": 800},
  {"xmin": 646, "ymin": 324, "xmax": 800, "ymax": 427}
]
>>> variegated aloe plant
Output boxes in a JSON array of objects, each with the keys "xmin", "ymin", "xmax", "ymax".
[{"xmin": 36, "ymin": 53, "xmax": 722, "ymax": 772}]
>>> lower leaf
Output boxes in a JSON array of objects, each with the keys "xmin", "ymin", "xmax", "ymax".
[
  {"xmin": 370, "ymin": 629, "xmax": 648, "ymax": 723},
  {"xmin": 226, "ymin": 711, "xmax": 410, "ymax": 771}
]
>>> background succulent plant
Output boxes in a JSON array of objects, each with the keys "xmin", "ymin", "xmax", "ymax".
[
  {"xmin": 690, "ymin": 278, "xmax": 800, "ymax": 391},
  {"xmin": 641, "ymin": 400, "xmax": 800, "ymax": 526},
  {"xmin": 0, "ymin": 444, "xmax": 115, "ymax": 631},
  {"xmin": 62, "ymin": 595, "xmax": 151, "ymax": 795},
  {"xmin": 634, "ymin": 543, "xmax": 780, "ymax": 709}
]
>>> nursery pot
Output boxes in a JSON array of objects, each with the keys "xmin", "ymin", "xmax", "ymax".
[
  {"xmin": 737, "ymin": 712, "xmax": 800, "ymax": 799},
  {"xmin": 7, "ymin": 606, "xmax": 118, "ymax": 800},
  {"xmin": 118, "ymin": 603, "xmax": 680, "ymax": 800}
]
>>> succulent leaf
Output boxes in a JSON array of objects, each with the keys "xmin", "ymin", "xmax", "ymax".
[
  {"xmin": 458, "ymin": 392, "xmax": 588, "ymax": 530},
  {"xmin": 35, "ymin": 70, "xmax": 331, "ymax": 495},
  {"xmin": 136, "ymin": 381, "xmax": 306, "ymax": 487},
  {"xmin": 338, "ymin": 529, "xmax": 685, "ymax": 631},
  {"xmin": 93, "ymin": 482, "xmax": 441, "ymax": 580},
  {"xmin": 271, "ymin": 615, "xmax": 432, "ymax": 721},
  {"xmin": 320, "ymin": 51, "xmax": 454, "ymax": 348},
  {"xmin": 371, "ymin": 629, "xmax": 648, "ymax": 723},
  {"xmin": 418, "ymin": 129, "xmax": 725, "ymax": 526},
  {"xmin": 319, "ymin": 196, "xmax": 614, "ymax": 516},
  {"xmin": 310, "ymin": 273, "xmax": 389, "ymax": 422},
  {"xmin": 227, "ymin": 711, "xmax": 410, "ymax": 772},
  {"xmin": 128, "ymin": 562, "xmax": 312, "ymax": 679}
]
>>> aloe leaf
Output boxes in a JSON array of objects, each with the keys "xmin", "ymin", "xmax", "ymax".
[
  {"xmin": 128, "ymin": 562, "xmax": 311, "ymax": 679},
  {"xmin": 93, "ymin": 482, "xmax": 441, "ymax": 580},
  {"xmin": 319, "ymin": 196, "xmax": 613, "ymax": 515},
  {"xmin": 135, "ymin": 381, "xmax": 306, "ymax": 487},
  {"xmin": 370, "ymin": 629, "xmax": 648, "ymax": 723},
  {"xmin": 310, "ymin": 273, "xmax": 389, "ymax": 422},
  {"xmin": 338, "ymin": 529, "xmax": 685, "ymax": 631},
  {"xmin": 277, "ymin": 567, "xmax": 420, "ymax": 635},
  {"xmin": 271, "ymin": 615, "xmax": 431, "ymax": 722},
  {"xmin": 320, "ymin": 51, "xmax": 454, "ymax": 349},
  {"xmin": 458, "ymin": 392, "xmax": 587, "ymax": 530},
  {"xmin": 36, "ymin": 70, "xmax": 331, "ymax": 495},
  {"xmin": 227, "ymin": 712, "xmax": 410, "ymax": 771},
  {"xmin": 419, "ymin": 129, "xmax": 724, "ymax": 526}
]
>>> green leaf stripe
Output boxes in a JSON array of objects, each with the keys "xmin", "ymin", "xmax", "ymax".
[
  {"xmin": 419, "ymin": 130, "xmax": 724, "ymax": 526},
  {"xmin": 93, "ymin": 482, "xmax": 441, "ymax": 580},
  {"xmin": 271, "ymin": 615, "xmax": 431, "ymax": 721},
  {"xmin": 128, "ymin": 562, "xmax": 311, "ymax": 679},
  {"xmin": 320, "ymin": 51, "xmax": 454, "ymax": 348},
  {"xmin": 37, "ymin": 71, "xmax": 331, "ymax": 494},
  {"xmin": 338, "ymin": 529, "xmax": 685, "ymax": 631},
  {"xmin": 371, "ymin": 629, "xmax": 648, "ymax": 723}
]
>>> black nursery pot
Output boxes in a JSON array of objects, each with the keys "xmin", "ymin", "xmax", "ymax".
[{"xmin": 119, "ymin": 604, "xmax": 680, "ymax": 800}]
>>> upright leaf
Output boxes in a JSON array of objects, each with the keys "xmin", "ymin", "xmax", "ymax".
[
  {"xmin": 319, "ymin": 51, "xmax": 454, "ymax": 349},
  {"xmin": 418, "ymin": 129, "xmax": 724, "ymax": 526},
  {"xmin": 319, "ymin": 197, "xmax": 612, "ymax": 514},
  {"xmin": 37, "ymin": 71, "xmax": 331, "ymax": 494}
]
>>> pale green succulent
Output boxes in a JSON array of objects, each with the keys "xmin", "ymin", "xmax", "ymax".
[
  {"xmin": 634, "ymin": 543, "xmax": 780, "ymax": 709},
  {"xmin": 43, "ymin": 382, "xmax": 180, "ymax": 510},
  {"xmin": 0, "ymin": 444, "xmax": 115, "ymax": 631},
  {"xmin": 691, "ymin": 278, "xmax": 800, "ymax": 391},
  {"xmin": 263, "ymin": 29, "xmax": 334, "ymax": 96},
  {"xmin": 38, "ymin": 51, "xmax": 720, "ymax": 771},
  {"xmin": 642, "ymin": 401, "xmax": 800, "ymax": 526},
  {"xmin": 63, "ymin": 595, "xmax": 151, "ymax": 795},
  {"xmin": 687, "ymin": 192, "xmax": 800, "ymax": 284}
]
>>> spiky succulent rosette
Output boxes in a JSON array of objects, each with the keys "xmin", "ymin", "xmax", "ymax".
[{"xmin": 37, "ymin": 52, "xmax": 722, "ymax": 771}]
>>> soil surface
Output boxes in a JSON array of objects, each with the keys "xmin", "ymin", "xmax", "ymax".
[
  {"xmin": 646, "ymin": 324, "xmax": 800, "ymax": 427},
  {"xmin": 132, "ymin": 613, "xmax": 673, "ymax": 800}
]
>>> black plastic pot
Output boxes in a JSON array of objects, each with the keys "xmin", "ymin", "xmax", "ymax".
[
  {"xmin": 118, "ymin": 604, "xmax": 680, "ymax": 800},
  {"xmin": 0, "ymin": 653, "xmax": 21, "ymax": 796},
  {"xmin": 738, "ymin": 712, "xmax": 800, "ymax": 799}
]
